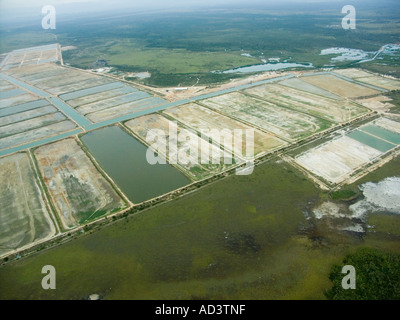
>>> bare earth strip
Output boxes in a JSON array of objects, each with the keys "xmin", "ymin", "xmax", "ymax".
[
  {"xmin": 4, "ymin": 47, "xmax": 59, "ymax": 69},
  {"xmin": 7, "ymin": 65, "xmax": 66, "ymax": 82},
  {"xmin": 24, "ymin": 69, "xmax": 73, "ymax": 83},
  {"xmin": 76, "ymin": 91, "xmax": 151, "ymax": 115},
  {"xmin": 0, "ymin": 82, "xmax": 16, "ymax": 92},
  {"xmin": 39, "ymin": 49, "xmax": 58, "ymax": 61},
  {"xmin": 29, "ymin": 70, "xmax": 85, "ymax": 87},
  {"xmin": 301, "ymin": 74, "xmax": 380, "ymax": 98},
  {"xmin": 0, "ymin": 100, "xmax": 49, "ymax": 117},
  {"xmin": 163, "ymin": 103, "xmax": 287, "ymax": 158},
  {"xmin": 333, "ymin": 68, "xmax": 374, "ymax": 79},
  {"xmin": 34, "ymin": 138, "xmax": 126, "ymax": 229},
  {"xmin": 59, "ymin": 82, "xmax": 127, "ymax": 101},
  {"xmin": 355, "ymin": 76, "xmax": 400, "ymax": 91},
  {"xmin": 356, "ymin": 96, "xmax": 394, "ymax": 113},
  {"xmin": 200, "ymin": 92, "xmax": 325, "ymax": 141},
  {"xmin": 66, "ymin": 86, "xmax": 137, "ymax": 108},
  {"xmin": 0, "ymin": 94, "xmax": 39, "ymax": 109},
  {"xmin": 47, "ymin": 77, "xmax": 113, "ymax": 96},
  {"xmin": 295, "ymin": 136, "xmax": 382, "ymax": 184},
  {"xmin": 4, "ymin": 63, "xmax": 59, "ymax": 78},
  {"xmin": 0, "ymin": 105, "xmax": 57, "ymax": 126},
  {"xmin": 125, "ymin": 113, "xmax": 240, "ymax": 181},
  {"xmin": 278, "ymin": 77, "xmax": 343, "ymax": 100},
  {"xmin": 2, "ymin": 46, "xmax": 59, "ymax": 70},
  {"xmin": 0, "ymin": 152, "xmax": 56, "ymax": 257},
  {"xmin": 35, "ymin": 74, "xmax": 95, "ymax": 91},
  {"xmin": 0, "ymin": 120, "xmax": 77, "ymax": 150},
  {"xmin": 244, "ymin": 83, "xmax": 368, "ymax": 123},
  {"xmin": 86, "ymin": 97, "xmax": 167, "ymax": 123},
  {"xmin": 0, "ymin": 112, "xmax": 66, "ymax": 138},
  {"xmin": 374, "ymin": 118, "xmax": 400, "ymax": 134}
]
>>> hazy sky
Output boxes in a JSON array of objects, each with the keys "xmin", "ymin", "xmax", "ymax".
[
  {"xmin": 0, "ymin": 0, "xmax": 321, "ymax": 22},
  {"xmin": 0, "ymin": 0, "xmax": 392, "ymax": 24},
  {"xmin": 0, "ymin": 0, "xmax": 349, "ymax": 10}
]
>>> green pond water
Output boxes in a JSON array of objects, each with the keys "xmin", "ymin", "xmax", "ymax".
[
  {"xmin": 347, "ymin": 130, "xmax": 396, "ymax": 153},
  {"xmin": 80, "ymin": 125, "xmax": 190, "ymax": 203},
  {"xmin": 360, "ymin": 125, "xmax": 400, "ymax": 145}
]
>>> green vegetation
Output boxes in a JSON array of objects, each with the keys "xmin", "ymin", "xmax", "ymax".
[
  {"xmin": 385, "ymin": 90, "xmax": 400, "ymax": 114},
  {"xmin": 330, "ymin": 189, "xmax": 358, "ymax": 201},
  {"xmin": 361, "ymin": 55, "xmax": 400, "ymax": 79},
  {"xmin": 1, "ymin": 1, "xmax": 399, "ymax": 300},
  {"xmin": 1, "ymin": 152, "xmax": 399, "ymax": 300},
  {"xmin": 368, "ymin": 213, "xmax": 400, "ymax": 237},
  {"xmin": 0, "ymin": 32, "xmax": 57, "ymax": 52},
  {"xmin": 0, "ymin": 159, "xmax": 324, "ymax": 299},
  {"xmin": 131, "ymin": 71, "xmax": 248, "ymax": 88},
  {"xmin": 330, "ymin": 154, "xmax": 400, "ymax": 200},
  {"xmin": 325, "ymin": 248, "xmax": 400, "ymax": 300},
  {"xmin": 46, "ymin": 6, "xmax": 400, "ymax": 87},
  {"xmin": 2, "ymin": 3, "xmax": 399, "ymax": 86}
]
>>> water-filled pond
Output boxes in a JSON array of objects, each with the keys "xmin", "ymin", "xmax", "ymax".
[{"xmin": 81, "ymin": 125, "xmax": 190, "ymax": 203}]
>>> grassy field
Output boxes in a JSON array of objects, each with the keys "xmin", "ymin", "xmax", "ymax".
[
  {"xmin": 0, "ymin": 152, "xmax": 399, "ymax": 299},
  {"xmin": 385, "ymin": 90, "xmax": 400, "ymax": 113},
  {"xmin": 2, "ymin": 2, "xmax": 398, "ymax": 86},
  {"xmin": 0, "ymin": 1, "xmax": 399, "ymax": 300}
]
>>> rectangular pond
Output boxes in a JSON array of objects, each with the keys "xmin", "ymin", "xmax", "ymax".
[
  {"xmin": 80, "ymin": 125, "xmax": 191, "ymax": 203},
  {"xmin": 0, "ymin": 99, "xmax": 49, "ymax": 116},
  {"xmin": 0, "ymin": 88, "xmax": 26, "ymax": 99},
  {"xmin": 59, "ymin": 82, "xmax": 126, "ymax": 101},
  {"xmin": 360, "ymin": 125, "xmax": 400, "ymax": 145},
  {"xmin": 347, "ymin": 130, "xmax": 396, "ymax": 153}
]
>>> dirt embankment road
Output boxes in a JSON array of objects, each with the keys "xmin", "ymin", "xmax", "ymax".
[{"xmin": 133, "ymin": 71, "xmax": 295, "ymax": 102}]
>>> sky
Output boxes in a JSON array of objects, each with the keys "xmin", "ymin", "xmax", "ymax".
[
  {"xmin": 0, "ymin": 0, "xmax": 395, "ymax": 25},
  {"xmin": 0, "ymin": 0, "xmax": 311, "ymax": 25},
  {"xmin": 0, "ymin": 0, "xmax": 353, "ymax": 11}
]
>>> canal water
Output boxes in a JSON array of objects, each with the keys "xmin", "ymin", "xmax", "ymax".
[
  {"xmin": 81, "ymin": 125, "xmax": 190, "ymax": 203},
  {"xmin": 222, "ymin": 62, "xmax": 314, "ymax": 73}
]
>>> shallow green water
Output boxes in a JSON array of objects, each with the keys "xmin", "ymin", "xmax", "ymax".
[
  {"xmin": 360, "ymin": 125, "xmax": 400, "ymax": 145},
  {"xmin": 80, "ymin": 125, "xmax": 190, "ymax": 203},
  {"xmin": 347, "ymin": 130, "xmax": 396, "ymax": 153}
]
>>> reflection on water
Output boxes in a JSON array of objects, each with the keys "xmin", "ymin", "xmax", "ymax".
[
  {"xmin": 81, "ymin": 125, "xmax": 190, "ymax": 203},
  {"xmin": 219, "ymin": 62, "xmax": 314, "ymax": 74}
]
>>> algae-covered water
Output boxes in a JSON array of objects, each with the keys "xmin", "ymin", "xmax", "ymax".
[
  {"xmin": 0, "ymin": 156, "xmax": 399, "ymax": 300},
  {"xmin": 80, "ymin": 125, "xmax": 190, "ymax": 203}
]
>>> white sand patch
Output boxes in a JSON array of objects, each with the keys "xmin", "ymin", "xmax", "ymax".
[
  {"xmin": 350, "ymin": 177, "xmax": 400, "ymax": 216},
  {"xmin": 375, "ymin": 118, "xmax": 400, "ymax": 135},
  {"xmin": 312, "ymin": 201, "xmax": 348, "ymax": 219},
  {"xmin": 320, "ymin": 48, "xmax": 372, "ymax": 62},
  {"xmin": 296, "ymin": 136, "xmax": 382, "ymax": 184},
  {"xmin": 311, "ymin": 201, "xmax": 366, "ymax": 233}
]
